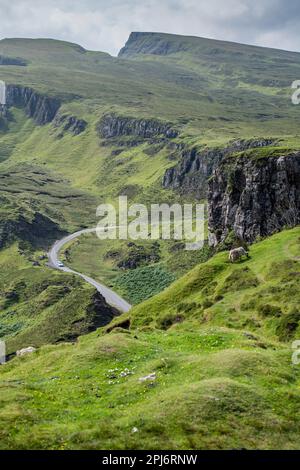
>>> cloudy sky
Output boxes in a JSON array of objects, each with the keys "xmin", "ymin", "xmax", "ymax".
[{"xmin": 0, "ymin": 0, "xmax": 299, "ymax": 55}]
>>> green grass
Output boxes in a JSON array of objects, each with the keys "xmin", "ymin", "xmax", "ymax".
[
  {"xmin": 0, "ymin": 244, "xmax": 116, "ymax": 355},
  {"xmin": 1, "ymin": 33, "xmax": 300, "ymax": 235},
  {"xmin": 131, "ymin": 227, "xmax": 300, "ymax": 340},
  {"xmin": 115, "ymin": 265, "xmax": 176, "ymax": 304},
  {"xmin": 1, "ymin": 34, "xmax": 300, "ymax": 142},
  {"xmin": 61, "ymin": 233, "xmax": 212, "ymax": 304},
  {"xmin": 0, "ymin": 161, "xmax": 97, "ymax": 252},
  {"xmin": 1, "ymin": 33, "xmax": 300, "ymax": 450},
  {"xmin": 0, "ymin": 228, "xmax": 300, "ymax": 449},
  {"xmin": 0, "ymin": 323, "xmax": 299, "ymax": 449}
]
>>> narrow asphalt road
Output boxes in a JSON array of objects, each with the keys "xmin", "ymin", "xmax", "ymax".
[{"xmin": 48, "ymin": 228, "xmax": 132, "ymax": 313}]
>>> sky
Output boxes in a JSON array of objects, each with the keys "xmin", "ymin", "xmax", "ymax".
[{"xmin": 0, "ymin": 0, "xmax": 299, "ymax": 56}]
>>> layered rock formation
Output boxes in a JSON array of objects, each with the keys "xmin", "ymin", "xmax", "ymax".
[
  {"xmin": 5, "ymin": 85, "xmax": 60, "ymax": 124},
  {"xmin": 118, "ymin": 32, "xmax": 188, "ymax": 57},
  {"xmin": 53, "ymin": 112, "xmax": 87, "ymax": 135},
  {"xmin": 97, "ymin": 113, "xmax": 178, "ymax": 141},
  {"xmin": 208, "ymin": 152, "xmax": 300, "ymax": 246},
  {"xmin": 0, "ymin": 55, "xmax": 27, "ymax": 66},
  {"xmin": 163, "ymin": 139, "xmax": 274, "ymax": 199}
]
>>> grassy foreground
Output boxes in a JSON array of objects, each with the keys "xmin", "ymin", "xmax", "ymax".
[
  {"xmin": 0, "ymin": 228, "xmax": 300, "ymax": 450},
  {"xmin": 1, "ymin": 33, "xmax": 300, "ymax": 450}
]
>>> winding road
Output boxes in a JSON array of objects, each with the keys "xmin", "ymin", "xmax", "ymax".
[{"xmin": 48, "ymin": 228, "xmax": 132, "ymax": 313}]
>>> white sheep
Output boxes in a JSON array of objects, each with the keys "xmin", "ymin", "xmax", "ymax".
[{"xmin": 229, "ymin": 247, "xmax": 249, "ymax": 263}]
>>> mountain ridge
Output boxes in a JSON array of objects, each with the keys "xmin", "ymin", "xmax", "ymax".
[
  {"xmin": 118, "ymin": 31, "xmax": 300, "ymax": 58},
  {"xmin": 0, "ymin": 30, "xmax": 300, "ymax": 450}
]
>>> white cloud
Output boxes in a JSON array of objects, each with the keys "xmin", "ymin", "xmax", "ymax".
[{"xmin": 0, "ymin": 0, "xmax": 300, "ymax": 55}]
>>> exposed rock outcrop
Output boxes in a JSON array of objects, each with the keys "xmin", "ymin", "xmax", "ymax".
[
  {"xmin": 97, "ymin": 113, "xmax": 178, "ymax": 141},
  {"xmin": 0, "ymin": 104, "xmax": 9, "ymax": 119},
  {"xmin": 86, "ymin": 292, "xmax": 120, "ymax": 330},
  {"xmin": 163, "ymin": 146, "xmax": 223, "ymax": 199},
  {"xmin": 0, "ymin": 55, "xmax": 27, "ymax": 66},
  {"xmin": 118, "ymin": 32, "xmax": 187, "ymax": 57},
  {"xmin": 208, "ymin": 152, "xmax": 300, "ymax": 246},
  {"xmin": 0, "ymin": 105, "xmax": 8, "ymax": 131},
  {"xmin": 5, "ymin": 85, "xmax": 60, "ymax": 124},
  {"xmin": 163, "ymin": 139, "xmax": 275, "ymax": 199},
  {"xmin": 53, "ymin": 112, "xmax": 87, "ymax": 135},
  {"xmin": 61, "ymin": 291, "xmax": 120, "ymax": 341}
]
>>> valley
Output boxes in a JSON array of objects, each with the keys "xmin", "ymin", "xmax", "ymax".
[{"xmin": 0, "ymin": 31, "xmax": 300, "ymax": 450}]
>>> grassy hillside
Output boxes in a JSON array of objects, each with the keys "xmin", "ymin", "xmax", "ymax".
[
  {"xmin": 119, "ymin": 32, "xmax": 300, "ymax": 138},
  {"xmin": 0, "ymin": 33, "xmax": 300, "ymax": 449},
  {"xmin": 131, "ymin": 227, "xmax": 300, "ymax": 340},
  {"xmin": 0, "ymin": 33, "xmax": 299, "ymax": 222},
  {"xmin": 0, "ymin": 244, "xmax": 119, "ymax": 355},
  {"xmin": 60, "ymin": 233, "xmax": 212, "ymax": 304},
  {"xmin": 1, "ymin": 34, "xmax": 300, "ymax": 139},
  {"xmin": 0, "ymin": 229, "xmax": 300, "ymax": 449},
  {"xmin": 1, "ymin": 34, "xmax": 300, "ymax": 313},
  {"xmin": 1, "ymin": 33, "xmax": 300, "ymax": 198}
]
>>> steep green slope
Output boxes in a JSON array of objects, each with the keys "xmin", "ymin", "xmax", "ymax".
[
  {"xmin": 0, "ymin": 35, "xmax": 300, "ymax": 449},
  {"xmin": 131, "ymin": 227, "xmax": 300, "ymax": 341},
  {"xmin": 1, "ymin": 33, "xmax": 299, "ymax": 217},
  {"xmin": 1, "ymin": 34, "xmax": 300, "ymax": 138},
  {"xmin": 0, "ymin": 228, "xmax": 300, "ymax": 449},
  {"xmin": 60, "ymin": 233, "xmax": 212, "ymax": 304},
  {"xmin": 0, "ymin": 244, "xmax": 119, "ymax": 355},
  {"xmin": 1, "ymin": 33, "xmax": 300, "ymax": 356},
  {"xmin": 0, "ymin": 161, "xmax": 98, "ymax": 248},
  {"xmin": 119, "ymin": 32, "xmax": 300, "ymax": 139},
  {"xmin": 1, "ymin": 33, "xmax": 300, "ymax": 199}
]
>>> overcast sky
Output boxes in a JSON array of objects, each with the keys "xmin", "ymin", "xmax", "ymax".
[{"xmin": 0, "ymin": 0, "xmax": 299, "ymax": 56}]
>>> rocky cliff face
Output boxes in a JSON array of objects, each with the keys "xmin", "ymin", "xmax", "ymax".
[
  {"xmin": 163, "ymin": 146, "xmax": 223, "ymax": 199},
  {"xmin": 53, "ymin": 112, "xmax": 87, "ymax": 135},
  {"xmin": 0, "ymin": 104, "xmax": 9, "ymax": 130},
  {"xmin": 163, "ymin": 139, "xmax": 274, "ymax": 199},
  {"xmin": 86, "ymin": 292, "xmax": 120, "ymax": 331},
  {"xmin": 6, "ymin": 85, "xmax": 60, "ymax": 125},
  {"xmin": 0, "ymin": 55, "xmax": 27, "ymax": 66},
  {"xmin": 118, "ymin": 32, "xmax": 187, "ymax": 57},
  {"xmin": 97, "ymin": 113, "xmax": 178, "ymax": 141},
  {"xmin": 208, "ymin": 152, "xmax": 300, "ymax": 246}
]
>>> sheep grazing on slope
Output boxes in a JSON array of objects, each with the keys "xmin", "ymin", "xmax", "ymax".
[{"xmin": 229, "ymin": 246, "xmax": 249, "ymax": 263}]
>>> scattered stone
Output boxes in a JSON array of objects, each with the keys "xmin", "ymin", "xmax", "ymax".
[
  {"xmin": 16, "ymin": 346, "xmax": 37, "ymax": 357},
  {"xmin": 138, "ymin": 372, "xmax": 156, "ymax": 382},
  {"xmin": 120, "ymin": 368, "xmax": 133, "ymax": 377}
]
